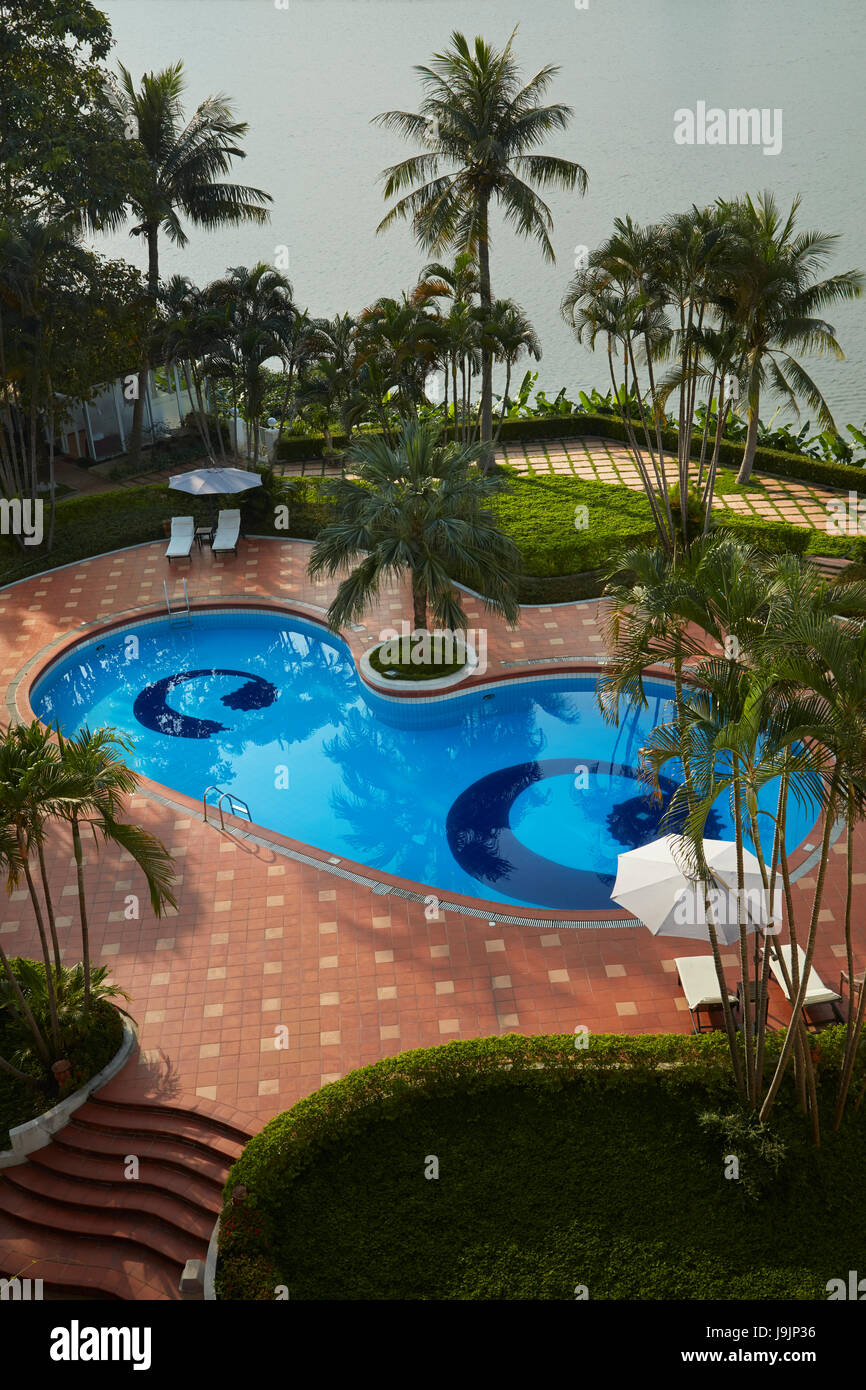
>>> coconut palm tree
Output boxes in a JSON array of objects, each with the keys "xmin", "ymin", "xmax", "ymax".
[
  {"xmin": 720, "ymin": 193, "xmax": 863, "ymax": 484},
  {"xmin": 308, "ymin": 419, "xmax": 520, "ymax": 632},
  {"xmin": 110, "ymin": 61, "xmax": 272, "ymax": 465},
  {"xmin": 54, "ymin": 726, "xmax": 177, "ymax": 1011},
  {"xmin": 375, "ymin": 28, "xmax": 587, "ymax": 468}
]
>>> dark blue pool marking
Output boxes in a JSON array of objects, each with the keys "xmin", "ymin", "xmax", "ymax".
[
  {"xmin": 133, "ymin": 670, "xmax": 278, "ymax": 739},
  {"xmin": 445, "ymin": 758, "xmax": 717, "ymax": 910}
]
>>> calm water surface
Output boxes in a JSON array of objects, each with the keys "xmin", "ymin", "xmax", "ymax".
[{"xmin": 97, "ymin": 0, "xmax": 866, "ymax": 426}]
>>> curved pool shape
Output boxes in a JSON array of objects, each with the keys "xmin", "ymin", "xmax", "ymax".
[{"xmin": 30, "ymin": 611, "xmax": 816, "ymax": 911}]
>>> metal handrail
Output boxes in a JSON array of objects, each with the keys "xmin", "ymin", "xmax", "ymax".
[
  {"xmin": 203, "ymin": 785, "xmax": 252, "ymax": 830},
  {"xmin": 164, "ymin": 577, "xmax": 190, "ymax": 625}
]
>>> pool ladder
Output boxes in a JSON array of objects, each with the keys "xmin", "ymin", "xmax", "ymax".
[
  {"xmin": 203, "ymin": 786, "xmax": 253, "ymax": 830},
  {"xmin": 164, "ymin": 578, "xmax": 191, "ymax": 625}
]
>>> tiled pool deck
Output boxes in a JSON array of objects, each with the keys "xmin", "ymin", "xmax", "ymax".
[{"xmin": 1, "ymin": 536, "xmax": 863, "ymax": 1125}]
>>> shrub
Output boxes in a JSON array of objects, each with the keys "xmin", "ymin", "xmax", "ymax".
[
  {"xmin": 215, "ymin": 1031, "xmax": 864, "ymax": 1301},
  {"xmin": 698, "ymin": 1108, "xmax": 789, "ymax": 1202}
]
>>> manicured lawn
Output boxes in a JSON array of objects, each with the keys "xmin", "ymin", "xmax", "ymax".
[{"xmin": 249, "ymin": 1071, "xmax": 866, "ymax": 1300}]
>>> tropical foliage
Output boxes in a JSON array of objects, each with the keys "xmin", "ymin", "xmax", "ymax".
[
  {"xmin": 563, "ymin": 196, "xmax": 862, "ymax": 549},
  {"xmin": 308, "ymin": 420, "xmax": 520, "ymax": 632},
  {"xmin": 375, "ymin": 27, "xmax": 586, "ymax": 466},
  {"xmin": 0, "ymin": 721, "xmax": 176, "ymax": 1081},
  {"xmin": 600, "ymin": 532, "xmax": 866, "ymax": 1137}
]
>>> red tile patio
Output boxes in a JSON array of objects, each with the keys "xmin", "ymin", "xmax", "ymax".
[{"xmin": 1, "ymin": 534, "xmax": 863, "ymax": 1130}]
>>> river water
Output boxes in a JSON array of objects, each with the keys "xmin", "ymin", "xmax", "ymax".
[{"xmin": 96, "ymin": 0, "xmax": 866, "ymax": 427}]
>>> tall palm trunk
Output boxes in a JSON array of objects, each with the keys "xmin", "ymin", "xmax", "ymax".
[
  {"xmin": 70, "ymin": 815, "xmax": 92, "ymax": 1012},
  {"xmin": 834, "ymin": 790, "xmax": 866, "ymax": 1127},
  {"xmin": 476, "ymin": 196, "xmax": 494, "ymax": 470},
  {"xmin": 736, "ymin": 380, "xmax": 760, "ymax": 484},
  {"xmin": 760, "ymin": 768, "xmax": 841, "ymax": 1121},
  {"xmin": 126, "ymin": 223, "xmax": 160, "ymax": 469},
  {"xmin": 0, "ymin": 940, "xmax": 49, "ymax": 1068},
  {"xmin": 36, "ymin": 840, "xmax": 62, "ymax": 971},
  {"xmin": 411, "ymin": 570, "xmax": 427, "ymax": 631},
  {"xmin": 14, "ymin": 826, "xmax": 60, "ymax": 1051}
]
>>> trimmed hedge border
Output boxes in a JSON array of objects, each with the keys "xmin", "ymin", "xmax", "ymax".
[
  {"xmin": 222, "ymin": 1031, "xmax": 806, "ymax": 1205},
  {"xmin": 216, "ymin": 1030, "xmax": 859, "ymax": 1299},
  {"xmin": 274, "ymin": 413, "xmax": 866, "ymax": 494}
]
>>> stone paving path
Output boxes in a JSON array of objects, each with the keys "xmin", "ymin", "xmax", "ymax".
[{"xmin": 497, "ymin": 437, "xmax": 838, "ymax": 531}]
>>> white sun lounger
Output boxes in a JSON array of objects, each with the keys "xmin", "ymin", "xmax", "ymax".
[
  {"xmin": 212, "ymin": 509, "xmax": 241, "ymax": 555},
  {"xmin": 769, "ymin": 944, "xmax": 843, "ymax": 1029},
  {"xmin": 675, "ymin": 956, "xmax": 737, "ymax": 1034},
  {"xmin": 165, "ymin": 515, "xmax": 195, "ymax": 563}
]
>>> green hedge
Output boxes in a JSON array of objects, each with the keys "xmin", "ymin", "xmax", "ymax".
[
  {"xmin": 216, "ymin": 1031, "xmax": 866, "ymax": 1301},
  {"xmin": 0, "ymin": 480, "xmax": 333, "ymax": 587}
]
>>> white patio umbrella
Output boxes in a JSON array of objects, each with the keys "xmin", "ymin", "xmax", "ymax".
[
  {"xmin": 168, "ymin": 466, "xmax": 263, "ymax": 496},
  {"xmin": 611, "ymin": 834, "xmax": 778, "ymax": 946}
]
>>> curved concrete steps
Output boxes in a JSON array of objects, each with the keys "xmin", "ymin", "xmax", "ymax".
[{"xmin": 0, "ymin": 1092, "xmax": 256, "ymax": 1301}]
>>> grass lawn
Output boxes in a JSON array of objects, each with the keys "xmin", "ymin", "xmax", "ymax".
[
  {"xmin": 491, "ymin": 470, "xmax": 861, "ymax": 582},
  {"xmin": 242, "ymin": 1068, "xmax": 866, "ymax": 1300}
]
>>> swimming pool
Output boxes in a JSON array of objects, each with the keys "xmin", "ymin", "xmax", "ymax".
[{"xmin": 30, "ymin": 610, "xmax": 815, "ymax": 911}]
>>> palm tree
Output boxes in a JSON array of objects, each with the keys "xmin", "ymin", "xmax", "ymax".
[
  {"xmin": 355, "ymin": 294, "xmax": 442, "ymax": 426},
  {"xmin": 375, "ymin": 28, "xmax": 587, "ymax": 467},
  {"xmin": 414, "ymin": 253, "xmax": 479, "ymax": 440},
  {"xmin": 720, "ymin": 193, "xmax": 863, "ymax": 484},
  {"xmin": 308, "ymin": 419, "xmax": 521, "ymax": 632},
  {"xmin": 54, "ymin": 726, "xmax": 177, "ymax": 1011},
  {"xmin": 110, "ymin": 61, "xmax": 272, "ymax": 465},
  {"xmin": 0, "ymin": 725, "xmax": 64, "ymax": 1049},
  {"xmin": 483, "ymin": 298, "xmax": 541, "ymax": 440},
  {"xmin": 0, "ymin": 811, "xmax": 50, "ymax": 1077},
  {"xmin": 156, "ymin": 274, "xmax": 227, "ymax": 461},
  {"xmin": 295, "ymin": 313, "xmax": 365, "ymax": 460},
  {"xmin": 206, "ymin": 263, "xmax": 295, "ymax": 462},
  {"xmin": 0, "ymin": 213, "xmax": 93, "ymax": 543}
]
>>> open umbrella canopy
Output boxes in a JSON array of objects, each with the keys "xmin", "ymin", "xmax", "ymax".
[
  {"xmin": 611, "ymin": 835, "xmax": 777, "ymax": 945},
  {"xmin": 168, "ymin": 467, "xmax": 263, "ymax": 496}
]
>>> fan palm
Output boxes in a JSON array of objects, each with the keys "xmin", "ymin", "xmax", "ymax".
[
  {"xmin": 375, "ymin": 28, "xmax": 586, "ymax": 467},
  {"xmin": 308, "ymin": 419, "xmax": 520, "ymax": 632}
]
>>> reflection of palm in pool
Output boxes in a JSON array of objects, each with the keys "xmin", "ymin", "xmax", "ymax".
[{"xmin": 133, "ymin": 669, "xmax": 279, "ymax": 739}]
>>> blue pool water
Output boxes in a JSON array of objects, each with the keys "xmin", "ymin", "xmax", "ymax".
[{"xmin": 31, "ymin": 611, "xmax": 816, "ymax": 910}]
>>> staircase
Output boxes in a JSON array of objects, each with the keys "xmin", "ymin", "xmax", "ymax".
[{"xmin": 0, "ymin": 1093, "xmax": 255, "ymax": 1300}]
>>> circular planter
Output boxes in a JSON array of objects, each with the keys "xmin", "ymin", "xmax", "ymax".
[
  {"xmin": 360, "ymin": 638, "xmax": 479, "ymax": 693},
  {"xmin": 0, "ymin": 1011, "xmax": 138, "ymax": 1169}
]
